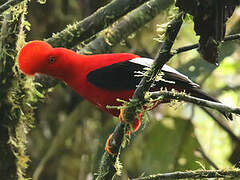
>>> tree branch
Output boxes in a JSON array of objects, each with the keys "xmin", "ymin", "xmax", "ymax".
[
  {"xmin": 45, "ymin": 0, "xmax": 150, "ymax": 48},
  {"xmin": 131, "ymin": 169, "xmax": 240, "ymax": 180},
  {"xmin": 149, "ymin": 90, "xmax": 240, "ymax": 115},
  {"xmin": 95, "ymin": 123, "xmax": 125, "ymax": 180},
  {"xmin": 173, "ymin": 33, "xmax": 240, "ymax": 55},
  {"xmin": 79, "ymin": 0, "xmax": 174, "ymax": 54},
  {"xmin": 0, "ymin": 0, "xmax": 24, "ymax": 14}
]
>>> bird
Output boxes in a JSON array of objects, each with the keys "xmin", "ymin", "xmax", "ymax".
[{"xmin": 18, "ymin": 40, "xmax": 232, "ymax": 153}]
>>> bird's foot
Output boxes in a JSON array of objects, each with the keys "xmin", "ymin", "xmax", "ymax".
[
  {"xmin": 119, "ymin": 108, "xmax": 141, "ymax": 132},
  {"xmin": 105, "ymin": 133, "xmax": 116, "ymax": 155},
  {"xmin": 105, "ymin": 110, "xmax": 141, "ymax": 155}
]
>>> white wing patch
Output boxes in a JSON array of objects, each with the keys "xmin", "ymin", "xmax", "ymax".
[
  {"xmin": 162, "ymin": 65, "xmax": 188, "ymax": 79},
  {"xmin": 130, "ymin": 57, "xmax": 154, "ymax": 67},
  {"xmin": 130, "ymin": 57, "xmax": 198, "ymax": 87}
]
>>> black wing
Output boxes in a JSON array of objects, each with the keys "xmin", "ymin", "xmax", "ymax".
[{"xmin": 86, "ymin": 59, "xmax": 198, "ymax": 91}]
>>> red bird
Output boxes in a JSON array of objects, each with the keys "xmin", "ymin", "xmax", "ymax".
[{"xmin": 18, "ymin": 41, "xmax": 232, "ymax": 137}]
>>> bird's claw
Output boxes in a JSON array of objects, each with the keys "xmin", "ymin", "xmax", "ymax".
[
  {"xmin": 105, "ymin": 134, "xmax": 116, "ymax": 155},
  {"xmin": 119, "ymin": 108, "xmax": 141, "ymax": 132}
]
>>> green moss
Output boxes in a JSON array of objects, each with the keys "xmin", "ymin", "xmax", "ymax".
[
  {"xmin": 37, "ymin": 0, "xmax": 46, "ymax": 4},
  {"xmin": 0, "ymin": 1, "xmax": 45, "ymax": 179}
]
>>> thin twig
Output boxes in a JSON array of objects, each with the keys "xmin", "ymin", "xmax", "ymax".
[
  {"xmin": 196, "ymin": 148, "xmax": 219, "ymax": 170},
  {"xmin": 224, "ymin": 34, "xmax": 240, "ymax": 41},
  {"xmin": 221, "ymin": 84, "xmax": 240, "ymax": 92},
  {"xmin": 201, "ymin": 107, "xmax": 240, "ymax": 144},
  {"xmin": 0, "ymin": 0, "xmax": 24, "ymax": 14},
  {"xmin": 130, "ymin": 169, "xmax": 240, "ymax": 180},
  {"xmin": 214, "ymin": 84, "xmax": 240, "ymax": 96},
  {"xmin": 149, "ymin": 90, "xmax": 240, "ymax": 115},
  {"xmin": 173, "ymin": 43, "xmax": 199, "ymax": 54},
  {"xmin": 173, "ymin": 33, "xmax": 240, "ymax": 55}
]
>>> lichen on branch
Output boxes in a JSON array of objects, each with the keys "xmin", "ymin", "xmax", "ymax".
[
  {"xmin": 0, "ymin": 1, "xmax": 38, "ymax": 180},
  {"xmin": 131, "ymin": 169, "xmax": 240, "ymax": 180}
]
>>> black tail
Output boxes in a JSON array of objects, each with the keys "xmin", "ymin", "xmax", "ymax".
[{"xmin": 189, "ymin": 88, "xmax": 233, "ymax": 120}]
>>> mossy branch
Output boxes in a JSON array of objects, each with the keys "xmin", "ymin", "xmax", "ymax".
[
  {"xmin": 95, "ymin": 123, "xmax": 125, "ymax": 180},
  {"xmin": 45, "ymin": 0, "xmax": 150, "ymax": 48},
  {"xmin": 130, "ymin": 169, "xmax": 240, "ymax": 180},
  {"xmin": 0, "ymin": 0, "xmax": 24, "ymax": 14},
  {"xmin": 149, "ymin": 90, "xmax": 240, "ymax": 115}
]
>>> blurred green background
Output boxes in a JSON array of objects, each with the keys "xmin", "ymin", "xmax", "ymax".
[{"xmin": 24, "ymin": 1, "xmax": 240, "ymax": 179}]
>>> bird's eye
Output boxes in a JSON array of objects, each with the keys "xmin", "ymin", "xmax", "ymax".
[{"xmin": 48, "ymin": 56, "xmax": 56, "ymax": 64}]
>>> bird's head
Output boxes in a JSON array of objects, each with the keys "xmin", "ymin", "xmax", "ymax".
[{"xmin": 18, "ymin": 41, "xmax": 78, "ymax": 80}]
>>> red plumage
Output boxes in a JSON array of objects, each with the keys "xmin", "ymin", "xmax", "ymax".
[{"xmin": 66, "ymin": 53, "xmax": 140, "ymax": 117}]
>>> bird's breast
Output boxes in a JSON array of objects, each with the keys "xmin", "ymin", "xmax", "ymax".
[{"xmin": 66, "ymin": 76, "xmax": 134, "ymax": 117}]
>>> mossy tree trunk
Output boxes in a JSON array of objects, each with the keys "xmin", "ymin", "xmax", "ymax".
[{"xmin": 0, "ymin": 1, "xmax": 34, "ymax": 180}]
